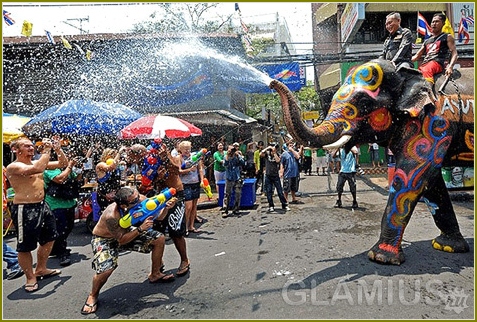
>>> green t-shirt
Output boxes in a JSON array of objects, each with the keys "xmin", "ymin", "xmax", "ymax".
[
  {"xmin": 304, "ymin": 148, "xmax": 312, "ymax": 157},
  {"xmin": 316, "ymin": 148, "xmax": 326, "ymax": 157},
  {"xmin": 44, "ymin": 169, "xmax": 78, "ymax": 210},
  {"xmin": 213, "ymin": 151, "xmax": 226, "ymax": 172}
]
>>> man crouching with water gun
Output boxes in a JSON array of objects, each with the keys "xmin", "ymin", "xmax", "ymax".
[{"xmin": 81, "ymin": 186, "xmax": 176, "ymax": 315}]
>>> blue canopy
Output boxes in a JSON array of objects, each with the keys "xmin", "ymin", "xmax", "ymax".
[{"xmin": 22, "ymin": 100, "xmax": 141, "ymax": 136}]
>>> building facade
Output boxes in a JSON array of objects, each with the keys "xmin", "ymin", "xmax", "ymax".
[{"xmin": 312, "ymin": 2, "xmax": 474, "ymax": 108}]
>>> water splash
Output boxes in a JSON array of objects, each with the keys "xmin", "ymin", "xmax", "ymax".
[{"xmin": 75, "ymin": 37, "xmax": 273, "ymax": 110}]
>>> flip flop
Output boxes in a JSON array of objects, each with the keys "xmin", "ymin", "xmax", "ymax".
[
  {"xmin": 81, "ymin": 300, "xmax": 98, "ymax": 315},
  {"xmin": 176, "ymin": 262, "xmax": 190, "ymax": 277},
  {"xmin": 24, "ymin": 282, "xmax": 39, "ymax": 293},
  {"xmin": 7, "ymin": 269, "xmax": 24, "ymax": 280},
  {"xmin": 149, "ymin": 273, "xmax": 175, "ymax": 284},
  {"xmin": 36, "ymin": 269, "xmax": 61, "ymax": 280}
]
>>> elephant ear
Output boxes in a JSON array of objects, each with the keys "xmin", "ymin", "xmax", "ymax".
[{"xmin": 394, "ymin": 67, "xmax": 435, "ymax": 117}]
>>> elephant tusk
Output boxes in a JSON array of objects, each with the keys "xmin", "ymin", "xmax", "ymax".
[{"xmin": 322, "ymin": 135, "xmax": 352, "ymax": 150}]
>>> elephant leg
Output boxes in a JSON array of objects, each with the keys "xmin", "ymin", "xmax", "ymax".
[
  {"xmin": 367, "ymin": 197, "xmax": 418, "ymax": 265},
  {"xmin": 422, "ymin": 174, "xmax": 470, "ymax": 253},
  {"xmin": 367, "ymin": 166, "xmax": 425, "ymax": 265}
]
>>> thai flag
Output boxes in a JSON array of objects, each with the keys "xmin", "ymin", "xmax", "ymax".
[
  {"xmin": 458, "ymin": 16, "xmax": 470, "ymax": 44},
  {"xmin": 465, "ymin": 16, "xmax": 474, "ymax": 25},
  {"xmin": 45, "ymin": 30, "xmax": 55, "ymax": 44},
  {"xmin": 417, "ymin": 12, "xmax": 431, "ymax": 39},
  {"xmin": 3, "ymin": 10, "xmax": 15, "ymax": 26}
]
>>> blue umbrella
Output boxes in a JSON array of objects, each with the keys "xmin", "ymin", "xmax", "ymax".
[{"xmin": 22, "ymin": 100, "xmax": 142, "ymax": 136}]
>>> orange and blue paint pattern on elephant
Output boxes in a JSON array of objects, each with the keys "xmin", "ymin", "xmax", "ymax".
[
  {"xmin": 323, "ymin": 103, "xmax": 358, "ymax": 134},
  {"xmin": 437, "ymin": 93, "xmax": 474, "ymax": 162},
  {"xmin": 368, "ymin": 107, "xmax": 392, "ymax": 132},
  {"xmin": 451, "ymin": 130, "xmax": 474, "ymax": 162},
  {"xmin": 328, "ymin": 62, "xmax": 389, "ymax": 135},
  {"xmin": 386, "ymin": 112, "xmax": 452, "ymax": 244}
]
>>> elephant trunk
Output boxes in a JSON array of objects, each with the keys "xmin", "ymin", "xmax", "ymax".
[{"xmin": 269, "ymin": 79, "xmax": 340, "ymax": 148}]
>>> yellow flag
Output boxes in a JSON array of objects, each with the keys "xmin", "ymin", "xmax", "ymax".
[
  {"xmin": 21, "ymin": 20, "xmax": 33, "ymax": 37},
  {"xmin": 86, "ymin": 49, "xmax": 92, "ymax": 61},
  {"xmin": 442, "ymin": 12, "xmax": 454, "ymax": 35},
  {"xmin": 61, "ymin": 36, "xmax": 72, "ymax": 50}
]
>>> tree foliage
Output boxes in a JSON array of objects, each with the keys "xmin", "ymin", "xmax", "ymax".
[
  {"xmin": 246, "ymin": 82, "xmax": 323, "ymax": 126},
  {"xmin": 130, "ymin": 3, "xmax": 234, "ymax": 34}
]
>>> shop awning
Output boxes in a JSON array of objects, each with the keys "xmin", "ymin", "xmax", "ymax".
[
  {"xmin": 164, "ymin": 109, "xmax": 257, "ymax": 126},
  {"xmin": 318, "ymin": 63, "xmax": 341, "ymax": 90},
  {"xmin": 314, "ymin": 3, "xmax": 338, "ymax": 25}
]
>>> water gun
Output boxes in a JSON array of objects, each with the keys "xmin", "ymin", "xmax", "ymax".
[
  {"xmin": 181, "ymin": 148, "xmax": 209, "ymax": 169},
  {"xmin": 119, "ymin": 187, "xmax": 177, "ymax": 228},
  {"xmin": 201, "ymin": 178, "xmax": 213, "ymax": 200},
  {"xmin": 141, "ymin": 138, "xmax": 163, "ymax": 188}
]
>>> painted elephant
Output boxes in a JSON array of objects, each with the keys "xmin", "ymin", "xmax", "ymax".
[{"xmin": 270, "ymin": 58, "xmax": 474, "ymax": 265}]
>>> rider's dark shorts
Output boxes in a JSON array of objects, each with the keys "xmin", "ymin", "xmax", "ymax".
[{"xmin": 11, "ymin": 201, "xmax": 58, "ymax": 252}]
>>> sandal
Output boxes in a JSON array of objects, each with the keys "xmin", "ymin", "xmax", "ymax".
[
  {"xmin": 149, "ymin": 273, "xmax": 175, "ymax": 284},
  {"xmin": 176, "ymin": 262, "xmax": 190, "ymax": 277},
  {"xmin": 81, "ymin": 300, "xmax": 98, "ymax": 315},
  {"xmin": 36, "ymin": 268, "xmax": 61, "ymax": 280},
  {"xmin": 24, "ymin": 282, "xmax": 39, "ymax": 293}
]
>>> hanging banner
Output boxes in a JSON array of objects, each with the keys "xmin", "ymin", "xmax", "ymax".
[
  {"xmin": 139, "ymin": 64, "xmax": 214, "ymax": 107},
  {"xmin": 255, "ymin": 62, "xmax": 303, "ymax": 92}
]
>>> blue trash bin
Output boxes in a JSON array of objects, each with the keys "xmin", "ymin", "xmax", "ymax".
[{"xmin": 217, "ymin": 178, "xmax": 256, "ymax": 207}]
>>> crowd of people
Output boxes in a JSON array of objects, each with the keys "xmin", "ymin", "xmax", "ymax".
[{"xmin": 2, "ymin": 10, "xmax": 459, "ymax": 315}]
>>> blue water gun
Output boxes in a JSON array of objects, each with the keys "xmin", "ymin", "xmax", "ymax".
[
  {"xmin": 141, "ymin": 138, "xmax": 163, "ymax": 188},
  {"xmin": 119, "ymin": 187, "xmax": 177, "ymax": 228},
  {"xmin": 181, "ymin": 148, "xmax": 210, "ymax": 169}
]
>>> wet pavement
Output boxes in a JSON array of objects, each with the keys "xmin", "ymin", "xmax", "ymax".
[{"xmin": 2, "ymin": 170, "xmax": 474, "ymax": 319}]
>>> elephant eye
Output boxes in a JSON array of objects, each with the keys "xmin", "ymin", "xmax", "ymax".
[{"xmin": 361, "ymin": 102, "xmax": 375, "ymax": 115}]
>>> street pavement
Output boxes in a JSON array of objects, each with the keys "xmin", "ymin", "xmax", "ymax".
[{"xmin": 2, "ymin": 171, "xmax": 474, "ymax": 319}]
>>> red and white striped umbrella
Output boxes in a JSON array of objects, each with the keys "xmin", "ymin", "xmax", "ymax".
[{"xmin": 119, "ymin": 114, "xmax": 202, "ymax": 139}]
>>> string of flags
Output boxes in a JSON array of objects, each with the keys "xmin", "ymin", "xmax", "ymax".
[
  {"xmin": 4, "ymin": 8, "xmax": 93, "ymax": 61},
  {"xmin": 234, "ymin": 3, "xmax": 254, "ymax": 57}
]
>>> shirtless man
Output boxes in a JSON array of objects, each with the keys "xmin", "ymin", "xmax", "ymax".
[
  {"xmin": 6, "ymin": 137, "xmax": 68, "ymax": 293},
  {"xmin": 81, "ymin": 186, "xmax": 175, "ymax": 315}
]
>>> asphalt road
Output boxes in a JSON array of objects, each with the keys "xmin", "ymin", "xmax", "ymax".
[{"xmin": 3, "ymin": 173, "xmax": 474, "ymax": 319}]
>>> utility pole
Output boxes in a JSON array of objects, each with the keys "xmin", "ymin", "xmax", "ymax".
[{"xmin": 62, "ymin": 16, "xmax": 89, "ymax": 34}]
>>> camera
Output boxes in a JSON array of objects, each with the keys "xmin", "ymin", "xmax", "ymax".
[
  {"xmin": 74, "ymin": 157, "xmax": 87, "ymax": 164},
  {"xmin": 268, "ymin": 143, "xmax": 279, "ymax": 150}
]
